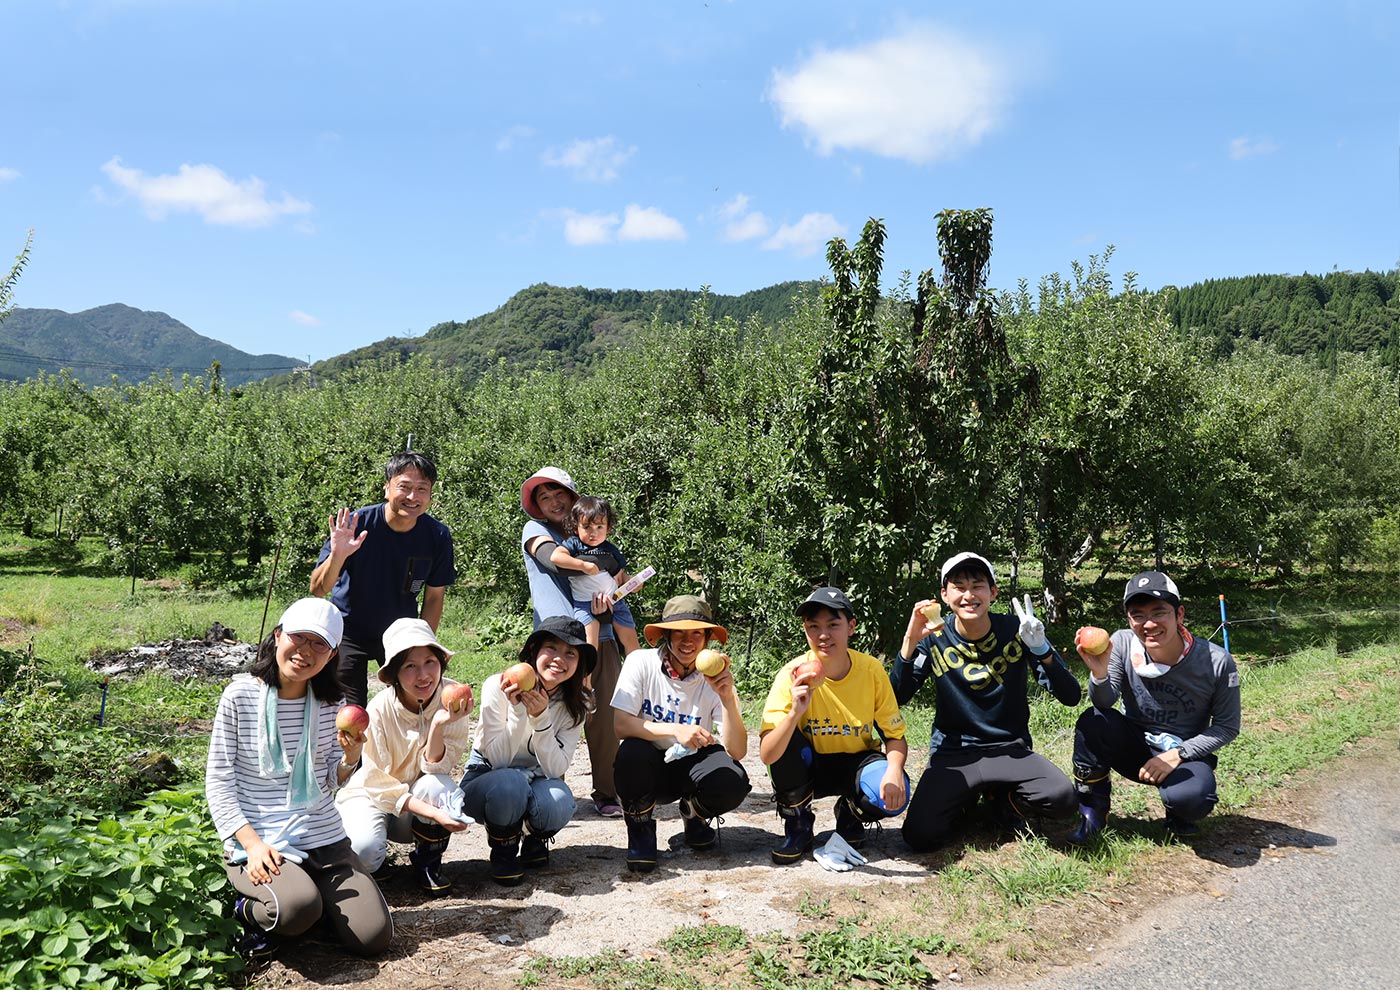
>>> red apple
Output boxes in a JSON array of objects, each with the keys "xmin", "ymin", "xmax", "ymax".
[
  {"xmin": 336, "ymin": 704, "xmax": 370, "ymax": 740},
  {"xmin": 1075, "ymin": 626, "xmax": 1112, "ymax": 656},
  {"xmin": 695, "ymin": 648, "xmax": 729, "ymax": 677},
  {"xmin": 791, "ymin": 659, "xmax": 826, "ymax": 690},
  {"xmin": 500, "ymin": 662, "xmax": 538, "ymax": 694},
  {"xmin": 441, "ymin": 681, "xmax": 474, "ymax": 714}
]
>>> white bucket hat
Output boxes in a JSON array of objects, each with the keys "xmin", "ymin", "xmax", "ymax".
[{"xmin": 379, "ymin": 617, "xmax": 454, "ymax": 684}]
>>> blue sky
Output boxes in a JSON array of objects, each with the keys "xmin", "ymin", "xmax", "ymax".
[{"xmin": 3, "ymin": 0, "xmax": 1397, "ymax": 364}]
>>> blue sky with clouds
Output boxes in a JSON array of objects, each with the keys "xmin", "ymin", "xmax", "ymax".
[{"xmin": 3, "ymin": 0, "xmax": 1396, "ymax": 362}]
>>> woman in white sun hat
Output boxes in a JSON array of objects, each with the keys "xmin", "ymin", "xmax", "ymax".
[{"xmin": 336, "ymin": 617, "xmax": 474, "ymax": 896}]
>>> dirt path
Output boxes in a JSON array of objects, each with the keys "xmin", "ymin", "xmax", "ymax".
[{"xmin": 249, "ymin": 736, "xmax": 1397, "ymax": 990}]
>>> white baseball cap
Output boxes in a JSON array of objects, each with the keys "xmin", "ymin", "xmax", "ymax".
[
  {"xmin": 278, "ymin": 598, "xmax": 344, "ymax": 650},
  {"xmin": 940, "ymin": 551, "xmax": 996, "ymax": 586}
]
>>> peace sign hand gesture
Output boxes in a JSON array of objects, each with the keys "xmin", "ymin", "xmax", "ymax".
[{"xmin": 1011, "ymin": 594, "xmax": 1050, "ymax": 656}]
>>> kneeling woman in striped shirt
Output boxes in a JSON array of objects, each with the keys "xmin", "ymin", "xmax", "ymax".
[{"xmin": 205, "ymin": 598, "xmax": 393, "ymax": 962}]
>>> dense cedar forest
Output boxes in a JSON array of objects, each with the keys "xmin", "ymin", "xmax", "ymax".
[{"xmin": 1167, "ymin": 270, "xmax": 1399, "ymax": 369}]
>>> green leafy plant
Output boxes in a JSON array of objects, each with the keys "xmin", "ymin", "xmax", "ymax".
[{"xmin": 0, "ymin": 786, "xmax": 241, "ymax": 990}]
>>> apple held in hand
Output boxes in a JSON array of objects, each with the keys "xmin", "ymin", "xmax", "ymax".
[
  {"xmin": 500, "ymin": 662, "xmax": 538, "ymax": 694},
  {"xmin": 791, "ymin": 659, "xmax": 826, "ymax": 690},
  {"xmin": 695, "ymin": 648, "xmax": 729, "ymax": 677},
  {"xmin": 1075, "ymin": 626, "xmax": 1112, "ymax": 657},
  {"xmin": 919, "ymin": 602, "xmax": 945, "ymax": 633},
  {"xmin": 441, "ymin": 681, "xmax": 474, "ymax": 714},
  {"xmin": 336, "ymin": 704, "xmax": 370, "ymax": 739}
]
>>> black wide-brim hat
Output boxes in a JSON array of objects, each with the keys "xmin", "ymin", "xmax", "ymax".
[{"xmin": 522, "ymin": 615, "xmax": 598, "ymax": 675}]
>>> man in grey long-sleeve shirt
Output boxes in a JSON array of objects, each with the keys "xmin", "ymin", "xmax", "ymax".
[{"xmin": 1067, "ymin": 571, "xmax": 1242, "ymax": 842}]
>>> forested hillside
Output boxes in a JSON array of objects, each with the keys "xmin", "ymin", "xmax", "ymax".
[
  {"xmin": 0, "ymin": 303, "xmax": 300, "ymax": 387},
  {"xmin": 311, "ymin": 280, "xmax": 819, "ymax": 382},
  {"xmin": 1168, "ymin": 270, "xmax": 1399, "ymax": 368}
]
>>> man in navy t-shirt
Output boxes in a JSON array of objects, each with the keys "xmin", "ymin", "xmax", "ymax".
[{"xmin": 311, "ymin": 452, "xmax": 456, "ymax": 706}]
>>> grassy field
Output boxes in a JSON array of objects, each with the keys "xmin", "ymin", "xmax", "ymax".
[{"xmin": 1, "ymin": 527, "xmax": 1397, "ymax": 989}]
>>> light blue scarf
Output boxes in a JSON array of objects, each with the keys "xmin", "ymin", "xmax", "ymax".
[{"xmin": 256, "ymin": 680, "xmax": 323, "ymax": 810}]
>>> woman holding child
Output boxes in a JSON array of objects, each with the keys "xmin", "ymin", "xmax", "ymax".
[{"xmin": 519, "ymin": 466, "xmax": 630, "ymax": 816}]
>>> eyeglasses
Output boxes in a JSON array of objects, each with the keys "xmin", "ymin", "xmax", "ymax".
[{"xmin": 286, "ymin": 632, "xmax": 333, "ymax": 656}]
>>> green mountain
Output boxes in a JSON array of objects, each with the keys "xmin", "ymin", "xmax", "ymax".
[
  {"xmin": 0, "ymin": 304, "xmax": 301, "ymax": 387},
  {"xmin": 311, "ymin": 280, "xmax": 822, "ymax": 382},
  {"xmin": 1167, "ymin": 269, "xmax": 1400, "ymax": 368}
]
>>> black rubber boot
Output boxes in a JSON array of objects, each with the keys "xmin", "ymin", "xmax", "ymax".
[
  {"xmin": 486, "ymin": 822, "xmax": 525, "ymax": 887},
  {"xmin": 834, "ymin": 795, "xmax": 867, "ymax": 849},
  {"xmin": 985, "ymin": 788, "xmax": 1029, "ymax": 836},
  {"xmin": 410, "ymin": 818, "xmax": 453, "ymax": 895},
  {"xmin": 231, "ymin": 896, "xmax": 277, "ymax": 962},
  {"xmin": 679, "ymin": 796, "xmax": 718, "ymax": 850},
  {"xmin": 771, "ymin": 798, "xmax": 815, "ymax": 865},
  {"xmin": 521, "ymin": 828, "xmax": 556, "ymax": 869},
  {"xmin": 1163, "ymin": 813, "xmax": 1201, "ymax": 838},
  {"xmin": 624, "ymin": 806, "xmax": 657, "ymax": 873},
  {"xmin": 1067, "ymin": 778, "xmax": 1111, "ymax": 845}
]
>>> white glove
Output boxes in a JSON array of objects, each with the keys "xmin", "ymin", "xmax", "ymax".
[
  {"xmin": 663, "ymin": 742, "xmax": 696, "ymax": 763},
  {"xmin": 437, "ymin": 789, "xmax": 476, "ymax": 826},
  {"xmin": 813, "ymin": 832, "xmax": 868, "ymax": 872},
  {"xmin": 1011, "ymin": 593, "xmax": 1050, "ymax": 655}
]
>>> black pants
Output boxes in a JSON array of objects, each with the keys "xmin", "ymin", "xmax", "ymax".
[
  {"xmin": 335, "ymin": 629, "xmax": 385, "ymax": 709},
  {"xmin": 902, "ymin": 742, "xmax": 1077, "ymax": 851},
  {"xmin": 1072, "ymin": 706, "xmax": 1219, "ymax": 822},
  {"xmin": 613, "ymin": 738, "xmax": 750, "ymax": 817},
  {"xmin": 768, "ymin": 732, "xmax": 901, "ymax": 819}
]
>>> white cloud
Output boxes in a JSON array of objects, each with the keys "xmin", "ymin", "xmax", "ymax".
[
  {"xmin": 0, "ymin": 167, "xmax": 19, "ymax": 183},
  {"xmin": 763, "ymin": 213, "xmax": 844, "ymax": 256},
  {"xmin": 618, "ymin": 204, "xmax": 685, "ymax": 242},
  {"xmin": 769, "ymin": 25, "xmax": 1009, "ymax": 165},
  {"xmin": 724, "ymin": 212, "xmax": 771, "ymax": 242},
  {"xmin": 100, "ymin": 156, "xmax": 312, "ymax": 228},
  {"xmin": 290, "ymin": 310, "xmax": 321, "ymax": 327},
  {"xmin": 1228, "ymin": 136, "xmax": 1279, "ymax": 160},
  {"xmin": 496, "ymin": 124, "xmax": 536, "ymax": 152},
  {"xmin": 718, "ymin": 194, "xmax": 752, "ymax": 220},
  {"xmin": 542, "ymin": 136, "xmax": 636, "ymax": 182},
  {"xmin": 713, "ymin": 194, "xmax": 770, "ymax": 242},
  {"xmin": 559, "ymin": 209, "xmax": 619, "ymax": 245}
]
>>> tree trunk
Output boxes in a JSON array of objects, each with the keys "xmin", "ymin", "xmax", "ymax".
[{"xmin": 1069, "ymin": 529, "xmax": 1099, "ymax": 569}]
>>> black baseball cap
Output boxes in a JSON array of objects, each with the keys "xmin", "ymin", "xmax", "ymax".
[
  {"xmin": 795, "ymin": 587, "xmax": 854, "ymax": 618},
  {"xmin": 1123, "ymin": 571, "xmax": 1181, "ymax": 609}
]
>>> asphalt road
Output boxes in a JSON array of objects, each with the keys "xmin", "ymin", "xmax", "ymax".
[{"xmin": 999, "ymin": 741, "xmax": 1400, "ymax": 990}]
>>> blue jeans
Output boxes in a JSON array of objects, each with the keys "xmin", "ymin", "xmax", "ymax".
[{"xmin": 459, "ymin": 765, "xmax": 576, "ymax": 834}]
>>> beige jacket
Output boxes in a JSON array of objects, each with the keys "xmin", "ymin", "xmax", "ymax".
[{"xmin": 339, "ymin": 678, "xmax": 474, "ymax": 815}]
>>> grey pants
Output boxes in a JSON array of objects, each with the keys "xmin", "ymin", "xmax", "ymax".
[{"xmin": 225, "ymin": 837, "xmax": 393, "ymax": 957}]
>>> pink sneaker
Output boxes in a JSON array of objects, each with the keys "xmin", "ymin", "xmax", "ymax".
[{"xmin": 595, "ymin": 800, "xmax": 623, "ymax": 818}]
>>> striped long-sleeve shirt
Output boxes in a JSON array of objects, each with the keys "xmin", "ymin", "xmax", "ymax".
[{"xmin": 205, "ymin": 674, "xmax": 348, "ymax": 856}]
